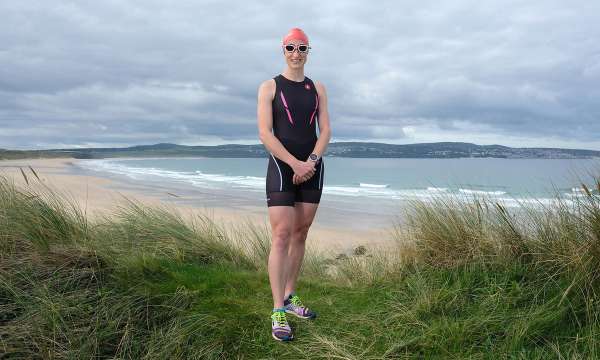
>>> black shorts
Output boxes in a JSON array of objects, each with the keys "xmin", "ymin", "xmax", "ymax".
[{"xmin": 266, "ymin": 154, "xmax": 324, "ymax": 207}]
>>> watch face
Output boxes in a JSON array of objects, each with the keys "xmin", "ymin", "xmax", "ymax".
[{"xmin": 309, "ymin": 154, "xmax": 318, "ymax": 160}]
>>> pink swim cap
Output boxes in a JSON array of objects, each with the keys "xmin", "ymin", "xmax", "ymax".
[{"xmin": 282, "ymin": 28, "xmax": 309, "ymax": 45}]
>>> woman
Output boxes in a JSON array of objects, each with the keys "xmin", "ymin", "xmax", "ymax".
[{"xmin": 257, "ymin": 27, "xmax": 332, "ymax": 342}]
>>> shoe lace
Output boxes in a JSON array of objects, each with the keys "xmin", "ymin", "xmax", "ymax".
[
  {"xmin": 272, "ymin": 311, "xmax": 288, "ymax": 325},
  {"xmin": 290, "ymin": 295, "xmax": 304, "ymax": 307}
]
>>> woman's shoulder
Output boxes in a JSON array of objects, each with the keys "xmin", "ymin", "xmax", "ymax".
[
  {"xmin": 258, "ymin": 78, "xmax": 276, "ymax": 91},
  {"xmin": 258, "ymin": 78, "xmax": 276, "ymax": 101},
  {"xmin": 305, "ymin": 75, "xmax": 324, "ymax": 86},
  {"xmin": 307, "ymin": 78, "xmax": 327, "ymax": 96}
]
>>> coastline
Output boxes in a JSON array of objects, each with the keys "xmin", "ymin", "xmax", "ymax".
[{"xmin": 0, "ymin": 158, "xmax": 399, "ymax": 254}]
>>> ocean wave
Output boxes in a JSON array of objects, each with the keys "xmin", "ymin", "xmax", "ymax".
[
  {"xmin": 359, "ymin": 183, "xmax": 389, "ymax": 188},
  {"xmin": 77, "ymin": 159, "xmax": 575, "ymax": 209},
  {"xmin": 427, "ymin": 187, "xmax": 448, "ymax": 192},
  {"xmin": 77, "ymin": 159, "xmax": 265, "ymax": 190},
  {"xmin": 459, "ymin": 188, "xmax": 507, "ymax": 196},
  {"xmin": 325, "ymin": 185, "xmax": 519, "ymax": 204},
  {"xmin": 570, "ymin": 186, "xmax": 597, "ymax": 193},
  {"xmin": 193, "ymin": 171, "xmax": 265, "ymax": 188},
  {"xmin": 563, "ymin": 186, "xmax": 599, "ymax": 198}
]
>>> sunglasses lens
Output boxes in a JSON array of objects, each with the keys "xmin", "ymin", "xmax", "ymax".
[
  {"xmin": 285, "ymin": 45, "xmax": 295, "ymax": 52},
  {"xmin": 299, "ymin": 45, "xmax": 308, "ymax": 52}
]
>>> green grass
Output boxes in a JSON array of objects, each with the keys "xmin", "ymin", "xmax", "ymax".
[{"xmin": 2, "ymin": 171, "xmax": 600, "ymax": 358}]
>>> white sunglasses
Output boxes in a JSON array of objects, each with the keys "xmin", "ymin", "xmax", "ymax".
[{"xmin": 283, "ymin": 44, "xmax": 311, "ymax": 53}]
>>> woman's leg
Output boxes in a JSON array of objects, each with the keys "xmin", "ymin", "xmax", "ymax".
[
  {"xmin": 268, "ymin": 205, "xmax": 295, "ymax": 308},
  {"xmin": 284, "ymin": 202, "xmax": 319, "ymax": 297}
]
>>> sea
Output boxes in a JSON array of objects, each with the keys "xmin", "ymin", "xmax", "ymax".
[{"xmin": 73, "ymin": 157, "xmax": 600, "ymax": 230}]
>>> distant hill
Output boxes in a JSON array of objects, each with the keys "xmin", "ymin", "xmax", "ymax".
[{"xmin": 2, "ymin": 142, "xmax": 600, "ymax": 160}]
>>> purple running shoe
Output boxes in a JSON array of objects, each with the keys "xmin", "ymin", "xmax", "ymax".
[
  {"xmin": 271, "ymin": 309, "xmax": 293, "ymax": 341},
  {"xmin": 284, "ymin": 293, "xmax": 317, "ymax": 319}
]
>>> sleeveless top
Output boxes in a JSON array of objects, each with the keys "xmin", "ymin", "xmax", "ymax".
[{"xmin": 271, "ymin": 74, "xmax": 319, "ymax": 161}]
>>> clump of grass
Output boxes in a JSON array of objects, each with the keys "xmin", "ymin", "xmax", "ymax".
[
  {"xmin": 401, "ymin": 183, "xmax": 600, "ymax": 288},
  {"xmin": 91, "ymin": 198, "xmax": 240, "ymax": 268},
  {"xmin": 0, "ymin": 176, "xmax": 90, "ymax": 252},
  {"xmin": 401, "ymin": 196, "xmax": 526, "ymax": 267},
  {"xmin": 226, "ymin": 218, "xmax": 272, "ymax": 269},
  {"xmin": 324, "ymin": 245, "xmax": 406, "ymax": 286}
]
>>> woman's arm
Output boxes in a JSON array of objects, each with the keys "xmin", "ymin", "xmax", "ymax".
[
  {"xmin": 311, "ymin": 81, "xmax": 332, "ymax": 158},
  {"xmin": 257, "ymin": 79, "xmax": 297, "ymax": 166},
  {"xmin": 294, "ymin": 81, "xmax": 332, "ymax": 184}
]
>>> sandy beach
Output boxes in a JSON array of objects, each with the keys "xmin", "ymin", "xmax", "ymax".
[{"xmin": 0, "ymin": 158, "xmax": 398, "ymax": 254}]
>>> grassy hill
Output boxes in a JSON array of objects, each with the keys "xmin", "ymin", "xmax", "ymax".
[
  {"xmin": 2, "ymin": 171, "xmax": 600, "ymax": 358},
  {"xmin": 3, "ymin": 141, "xmax": 600, "ymax": 160}
]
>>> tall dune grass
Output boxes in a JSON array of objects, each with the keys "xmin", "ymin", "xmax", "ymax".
[
  {"xmin": 2, "ymin": 170, "xmax": 600, "ymax": 358},
  {"xmin": 0, "ymin": 174, "xmax": 267, "ymax": 358},
  {"xmin": 402, "ymin": 181, "xmax": 600, "ymax": 300}
]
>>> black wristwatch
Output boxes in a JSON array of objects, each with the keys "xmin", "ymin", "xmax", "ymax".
[{"xmin": 309, "ymin": 153, "xmax": 320, "ymax": 162}]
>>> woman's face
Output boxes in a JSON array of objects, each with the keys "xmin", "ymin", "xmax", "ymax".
[{"xmin": 283, "ymin": 39, "xmax": 309, "ymax": 69}]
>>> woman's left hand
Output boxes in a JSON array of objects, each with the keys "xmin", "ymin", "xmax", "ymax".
[
  {"xmin": 293, "ymin": 157, "xmax": 318, "ymax": 185},
  {"xmin": 293, "ymin": 170, "xmax": 315, "ymax": 185}
]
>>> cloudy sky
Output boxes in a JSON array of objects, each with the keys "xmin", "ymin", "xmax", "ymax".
[{"xmin": 2, "ymin": 1, "xmax": 600, "ymax": 150}]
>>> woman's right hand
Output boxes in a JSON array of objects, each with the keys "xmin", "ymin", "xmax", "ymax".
[{"xmin": 291, "ymin": 160, "xmax": 316, "ymax": 181}]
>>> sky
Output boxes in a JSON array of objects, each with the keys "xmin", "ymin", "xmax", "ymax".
[{"xmin": 1, "ymin": 1, "xmax": 600, "ymax": 150}]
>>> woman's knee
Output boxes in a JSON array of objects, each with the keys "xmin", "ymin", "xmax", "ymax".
[
  {"xmin": 293, "ymin": 221, "xmax": 311, "ymax": 239},
  {"xmin": 271, "ymin": 226, "xmax": 292, "ymax": 250}
]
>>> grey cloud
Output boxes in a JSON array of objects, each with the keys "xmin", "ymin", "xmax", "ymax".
[{"xmin": 1, "ymin": 1, "xmax": 599, "ymax": 150}]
